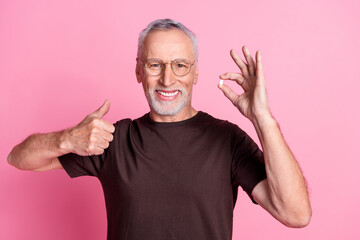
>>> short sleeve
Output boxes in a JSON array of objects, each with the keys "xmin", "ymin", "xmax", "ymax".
[
  {"xmin": 59, "ymin": 152, "xmax": 105, "ymax": 178},
  {"xmin": 231, "ymin": 126, "xmax": 267, "ymax": 204}
]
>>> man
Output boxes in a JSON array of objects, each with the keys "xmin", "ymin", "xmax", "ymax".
[{"xmin": 8, "ymin": 19, "xmax": 311, "ymax": 239}]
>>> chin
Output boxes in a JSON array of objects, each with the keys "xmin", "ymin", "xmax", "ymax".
[
  {"xmin": 150, "ymin": 100, "xmax": 186, "ymax": 116},
  {"xmin": 146, "ymin": 87, "xmax": 193, "ymax": 116}
]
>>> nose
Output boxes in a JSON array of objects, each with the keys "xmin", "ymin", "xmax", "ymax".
[{"xmin": 160, "ymin": 63, "xmax": 177, "ymax": 87}]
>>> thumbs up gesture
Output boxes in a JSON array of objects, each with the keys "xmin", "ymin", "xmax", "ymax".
[{"xmin": 63, "ymin": 100, "xmax": 115, "ymax": 156}]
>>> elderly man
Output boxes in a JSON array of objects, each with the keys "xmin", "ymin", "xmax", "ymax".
[{"xmin": 8, "ymin": 19, "xmax": 311, "ymax": 239}]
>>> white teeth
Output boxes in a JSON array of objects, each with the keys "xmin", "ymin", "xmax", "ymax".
[{"xmin": 157, "ymin": 90, "xmax": 179, "ymax": 97}]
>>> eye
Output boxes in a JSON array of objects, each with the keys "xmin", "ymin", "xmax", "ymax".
[
  {"xmin": 147, "ymin": 63, "xmax": 161, "ymax": 69},
  {"xmin": 175, "ymin": 62, "xmax": 190, "ymax": 69},
  {"xmin": 177, "ymin": 63, "xmax": 186, "ymax": 68}
]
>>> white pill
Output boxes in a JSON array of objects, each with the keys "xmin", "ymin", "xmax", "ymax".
[{"xmin": 219, "ymin": 80, "xmax": 224, "ymax": 86}]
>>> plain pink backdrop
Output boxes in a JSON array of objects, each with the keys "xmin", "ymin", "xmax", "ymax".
[{"xmin": 1, "ymin": 0, "xmax": 359, "ymax": 239}]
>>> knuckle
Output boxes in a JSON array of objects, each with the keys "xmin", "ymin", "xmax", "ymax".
[
  {"xmin": 90, "ymin": 127, "xmax": 99, "ymax": 134},
  {"xmin": 87, "ymin": 145, "xmax": 95, "ymax": 152},
  {"xmin": 90, "ymin": 118, "xmax": 100, "ymax": 127},
  {"xmin": 89, "ymin": 136, "xmax": 97, "ymax": 143}
]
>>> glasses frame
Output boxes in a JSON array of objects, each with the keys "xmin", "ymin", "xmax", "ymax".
[{"xmin": 138, "ymin": 58, "xmax": 196, "ymax": 77}]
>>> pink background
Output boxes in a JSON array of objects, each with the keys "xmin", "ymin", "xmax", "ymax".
[{"xmin": 1, "ymin": 0, "xmax": 359, "ymax": 239}]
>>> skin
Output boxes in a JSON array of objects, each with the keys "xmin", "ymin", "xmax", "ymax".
[
  {"xmin": 136, "ymin": 29, "xmax": 199, "ymax": 122},
  {"xmin": 218, "ymin": 47, "xmax": 312, "ymax": 227},
  {"xmin": 7, "ymin": 27, "xmax": 311, "ymax": 228},
  {"xmin": 7, "ymin": 100, "xmax": 115, "ymax": 171}
]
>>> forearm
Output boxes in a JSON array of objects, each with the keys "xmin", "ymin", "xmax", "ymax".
[
  {"xmin": 252, "ymin": 114, "xmax": 311, "ymax": 221},
  {"xmin": 8, "ymin": 130, "xmax": 69, "ymax": 170}
]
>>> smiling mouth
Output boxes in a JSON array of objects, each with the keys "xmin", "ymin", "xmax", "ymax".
[{"xmin": 156, "ymin": 90, "xmax": 180, "ymax": 97}]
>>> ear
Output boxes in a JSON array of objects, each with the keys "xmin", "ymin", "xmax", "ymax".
[{"xmin": 135, "ymin": 62, "xmax": 142, "ymax": 83}]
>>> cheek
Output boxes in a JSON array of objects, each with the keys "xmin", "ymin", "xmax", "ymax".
[
  {"xmin": 178, "ymin": 79, "xmax": 194, "ymax": 96},
  {"xmin": 182, "ymin": 74, "xmax": 197, "ymax": 88},
  {"xmin": 142, "ymin": 77, "xmax": 156, "ymax": 92}
]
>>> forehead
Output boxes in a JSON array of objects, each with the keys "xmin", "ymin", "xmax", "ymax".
[{"xmin": 142, "ymin": 28, "xmax": 195, "ymax": 60}]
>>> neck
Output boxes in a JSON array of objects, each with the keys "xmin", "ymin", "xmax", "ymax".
[{"xmin": 149, "ymin": 107, "xmax": 198, "ymax": 122}]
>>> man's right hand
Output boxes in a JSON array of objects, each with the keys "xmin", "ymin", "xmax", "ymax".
[
  {"xmin": 61, "ymin": 100, "xmax": 115, "ymax": 156},
  {"xmin": 8, "ymin": 100, "xmax": 115, "ymax": 171}
]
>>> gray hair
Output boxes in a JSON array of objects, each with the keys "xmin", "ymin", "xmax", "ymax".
[{"xmin": 137, "ymin": 19, "xmax": 198, "ymax": 60}]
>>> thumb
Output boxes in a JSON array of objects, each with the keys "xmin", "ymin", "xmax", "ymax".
[
  {"xmin": 92, "ymin": 99, "xmax": 111, "ymax": 118},
  {"xmin": 218, "ymin": 83, "xmax": 238, "ymax": 106}
]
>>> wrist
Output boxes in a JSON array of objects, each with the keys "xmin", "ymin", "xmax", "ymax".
[
  {"xmin": 251, "ymin": 110, "xmax": 275, "ymax": 124},
  {"xmin": 251, "ymin": 112, "xmax": 277, "ymax": 131},
  {"xmin": 58, "ymin": 129, "xmax": 73, "ymax": 155},
  {"xmin": 251, "ymin": 113, "xmax": 278, "ymax": 147}
]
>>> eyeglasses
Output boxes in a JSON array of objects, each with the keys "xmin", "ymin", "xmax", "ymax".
[{"xmin": 138, "ymin": 58, "xmax": 195, "ymax": 77}]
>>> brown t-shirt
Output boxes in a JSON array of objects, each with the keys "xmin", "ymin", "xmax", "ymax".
[{"xmin": 59, "ymin": 111, "xmax": 266, "ymax": 240}]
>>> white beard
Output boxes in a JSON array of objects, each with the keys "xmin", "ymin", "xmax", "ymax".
[{"xmin": 147, "ymin": 87, "xmax": 191, "ymax": 116}]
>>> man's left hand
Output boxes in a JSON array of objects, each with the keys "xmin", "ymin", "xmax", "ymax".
[{"xmin": 218, "ymin": 46, "xmax": 271, "ymax": 122}]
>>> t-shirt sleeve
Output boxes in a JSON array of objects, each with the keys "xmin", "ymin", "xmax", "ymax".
[
  {"xmin": 59, "ymin": 152, "xmax": 105, "ymax": 178},
  {"xmin": 231, "ymin": 125, "xmax": 267, "ymax": 204}
]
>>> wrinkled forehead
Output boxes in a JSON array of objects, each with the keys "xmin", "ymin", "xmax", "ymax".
[{"xmin": 142, "ymin": 29, "xmax": 195, "ymax": 61}]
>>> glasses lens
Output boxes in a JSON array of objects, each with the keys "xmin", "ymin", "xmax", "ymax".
[
  {"xmin": 145, "ymin": 60, "xmax": 162, "ymax": 76},
  {"xmin": 172, "ymin": 59, "xmax": 191, "ymax": 76}
]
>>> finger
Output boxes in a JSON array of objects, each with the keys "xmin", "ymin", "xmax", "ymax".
[
  {"xmin": 86, "ymin": 149, "xmax": 92, "ymax": 156},
  {"xmin": 86, "ymin": 144, "xmax": 99, "ymax": 156},
  {"xmin": 218, "ymin": 83, "xmax": 239, "ymax": 106},
  {"xmin": 256, "ymin": 50, "xmax": 265, "ymax": 81},
  {"xmin": 220, "ymin": 73, "xmax": 248, "ymax": 92},
  {"xmin": 88, "ymin": 135, "xmax": 110, "ymax": 151},
  {"xmin": 100, "ymin": 120, "xmax": 115, "ymax": 133},
  {"xmin": 230, "ymin": 49, "xmax": 250, "ymax": 79},
  {"xmin": 96, "ymin": 138, "xmax": 110, "ymax": 150},
  {"xmin": 83, "ymin": 118, "xmax": 114, "ymax": 137},
  {"xmin": 92, "ymin": 99, "xmax": 111, "ymax": 119},
  {"xmin": 220, "ymin": 72, "xmax": 244, "ymax": 81},
  {"xmin": 242, "ymin": 46, "xmax": 256, "ymax": 76},
  {"xmin": 100, "ymin": 131, "xmax": 114, "ymax": 142},
  {"xmin": 91, "ymin": 146, "xmax": 106, "ymax": 156}
]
